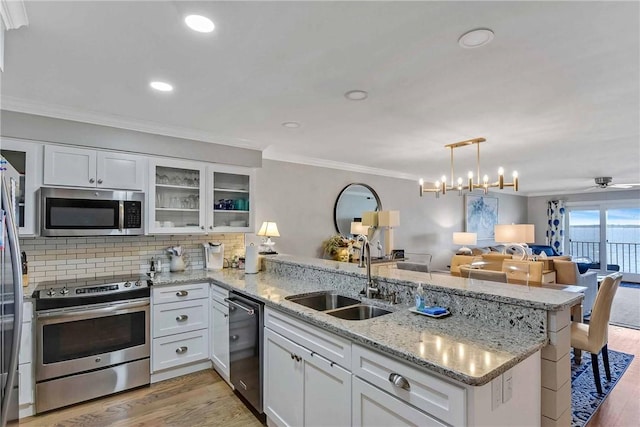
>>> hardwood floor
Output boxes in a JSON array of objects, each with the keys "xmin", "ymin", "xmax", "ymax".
[
  {"xmin": 588, "ymin": 325, "xmax": 640, "ymax": 427},
  {"xmin": 20, "ymin": 326, "xmax": 639, "ymax": 426},
  {"xmin": 19, "ymin": 370, "xmax": 264, "ymax": 427}
]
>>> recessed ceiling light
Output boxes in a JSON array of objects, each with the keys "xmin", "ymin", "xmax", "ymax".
[
  {"xmin": 282, "ymin": 121, "xmax": 301, "ymax": 129},
  {"xmin": 344, "ymin": 90, "xmax": 368, "ymax": 101},
  {"xmin": 149, "ymin": 81, "xmax": 174, "ymax": 92},
  {"xmin": 458, "ymin": 28, "xmax": 495, "ymax": 49},
  {"xmin": 185, "ymin": 15, "xmax": 215, "ymax": 33}
]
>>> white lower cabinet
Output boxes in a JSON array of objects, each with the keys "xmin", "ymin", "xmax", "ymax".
[
  {"xmin": 264, "ymin": 308, "xmax": 351, "ymax": 427},
  {"xmin": 151, "ymin": 283, "xmax": 211, "ymax": 382},
  {"xmin": 19, "ymin": 301, "xmax": 34, "ymax": 418},
  {"xmin": 210, "ymin": 284, "xmax": 230, "ymax": 382},
  {"xmin": 352, "ymin": 377, "xmax": 446, "ymax": 427}
]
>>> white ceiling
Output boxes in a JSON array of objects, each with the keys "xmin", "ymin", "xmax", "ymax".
[{"xmin": 2, "ymin": 1, "xmax": 639, "ymax": 196}]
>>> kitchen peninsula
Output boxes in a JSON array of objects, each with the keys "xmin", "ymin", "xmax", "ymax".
[{"xmin": 149, "ymin": 254, "xmax": 581, "ymax": 427}]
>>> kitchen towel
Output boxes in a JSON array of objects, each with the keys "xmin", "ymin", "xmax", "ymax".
[{"xmin": 245, "ymin": 243, "xmax": 260, "ymax": 274}]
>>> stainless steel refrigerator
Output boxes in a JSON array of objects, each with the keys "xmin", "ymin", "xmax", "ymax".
[{"xmin": 1, "ymin": 171, "xmax": 23, "ymax": 427}]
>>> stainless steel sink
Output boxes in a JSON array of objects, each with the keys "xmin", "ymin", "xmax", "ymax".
[
  {"xmin": 327, "ymin": 304, "xmax": 392, "ymax": 320},
  {"xmin": 285, "ymin": 291, "xmax": 361, "ymax": 311}
]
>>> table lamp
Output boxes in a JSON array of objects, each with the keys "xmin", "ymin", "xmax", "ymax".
[
  {"xmin": 453, "ymin": 232, "xmax": 477, "ymax": 255},
  {"xmin": 257, "ymin": 221, "xmax": 280, "ymax": 254},
  {"xmin": 350, "ymin": 218, "xmax": 368, "ymax": 237},
  {"xmin": 494, "ymin": 224, "xmax": 535, "ymax": 260},
  {"xmin": 377, "ymin": 210, "xmax": 400, "ymax": 258}
]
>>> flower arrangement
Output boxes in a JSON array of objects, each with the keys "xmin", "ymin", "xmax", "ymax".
[{"xmin": 322, "ymin": 235, "xmax": 357, "ymax": 262}]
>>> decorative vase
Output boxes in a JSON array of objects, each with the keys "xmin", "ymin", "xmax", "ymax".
[
  {"xmin": 169, "ymin": 255, "xmax": 186, "ymax": 272},
  {"xmin": 332, "ymin": 248, "xmax": 350, "ymax": 262}
]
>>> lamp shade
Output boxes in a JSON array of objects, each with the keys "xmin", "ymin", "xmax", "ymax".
[
  {"xmin": 257, "ymin": 221, "xmax": 280, "ymax": 237},
  {"xmin": 494, "ymin": 224, "xmax": 534, "ymax": 243},
  {"xmin": 378, "ymin": 210, "xmax": 400, "ymax": 227},
  {"xmin": 350, "ymin": 220, "xmax": 368, "ymax": 236},
  {"xmin": 453, "ymin": 232, "xmax": 477, "ymax": 246},
  {"xmin": 361, "ymin": 211, "xmax": 378, "ymax": 227}
]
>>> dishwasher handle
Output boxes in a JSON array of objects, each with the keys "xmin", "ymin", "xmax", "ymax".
[{"xmin": 224, "ymin": 297, "xmax": 255, "ymax": 316}]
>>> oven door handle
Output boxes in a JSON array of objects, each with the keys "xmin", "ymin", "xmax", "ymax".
[
  {"xmin": 36, "ymin": 300, "xmax": 149, "ymax": 321},
  {"xmin": 224, "ymin": 298, "xmax": 255, "ymax": 316}
]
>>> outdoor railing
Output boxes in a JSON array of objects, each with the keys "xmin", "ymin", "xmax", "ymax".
[{"xmin": 568, "ymin": 240, "xmax": 639, "ymax": 274}]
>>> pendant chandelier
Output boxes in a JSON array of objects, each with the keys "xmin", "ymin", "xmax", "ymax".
[{"xmin": 418, "ymin": 137, "xmax": 518, "ymax": 198}]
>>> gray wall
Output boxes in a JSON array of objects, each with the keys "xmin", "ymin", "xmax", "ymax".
[
  {"xmin": 527, "ymin": 189, "xmax": 640, "ymax": 243},
  {"xmin": 0, "ymin": 110, "xmax": 262, "ymax": 168},
  {"xmin": 255, "ymin": 159, "xmax": 528, "ymax": 270}
]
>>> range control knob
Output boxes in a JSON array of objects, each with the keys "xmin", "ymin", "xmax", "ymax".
[
  {"xmin": 134, "ymin": 280, "xmax": 142, "ymax": 287},
  {"xmin": 60, "ymin": 287, "xmax": 69, "ymax": 295},
  {"xmin": 46, "ymin": 289, "xmax": 56, "ymax": 297},
  {"xmin": 123, "ymin": 281, "xmax": 132, "ymax": 288}
]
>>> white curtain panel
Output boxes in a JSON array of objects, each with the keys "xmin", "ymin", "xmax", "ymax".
[{"xmin": 546, "ymin": 200, "xmax": 566, "ymax": 254}]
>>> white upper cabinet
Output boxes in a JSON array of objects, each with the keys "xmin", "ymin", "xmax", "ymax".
[
  {"xmin": 206, "ymin": 164, "xmax": 255, "ymax": 233},
  {"xmin": 148, "ymin": 158, "xmax": 207, "ymax": 234},
  {"xmin": 0, "ymin": 138, "xmax": 42, "ymax": 236},
  {"xmin": 44, "ymin": 145, "xmax": 145, "ymax": 190}
]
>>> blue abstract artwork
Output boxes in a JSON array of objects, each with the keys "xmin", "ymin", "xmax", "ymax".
[{"xmin": 465, "ymin": 195, "xmax": 498, "ymax": 240}]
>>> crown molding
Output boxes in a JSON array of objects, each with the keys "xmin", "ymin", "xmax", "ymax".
[
  {"xmin": 0, "ymin": 95, "xmax": 265, "ymax": 150},
  {"xmin": 262, "ymin": 147, "xmax": 421, "ymax": 181},
  {"xmin": 0, "ymin": 0, "xmax": 28, "ymax": 30}
]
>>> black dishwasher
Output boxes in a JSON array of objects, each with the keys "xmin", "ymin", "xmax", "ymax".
[{"xmin": 225, "ymin": 292, "xmax": 263, "ymax": 413}]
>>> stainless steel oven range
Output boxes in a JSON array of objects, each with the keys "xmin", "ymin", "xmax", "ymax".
[{"xmin": 33, "ymin": 276, "xmax": 151, "ymax": 413}]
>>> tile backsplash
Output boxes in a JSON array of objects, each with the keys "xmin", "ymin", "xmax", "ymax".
[{"xmin": 20, "ymin": 234, "xmax": 245, "ymax": 286}]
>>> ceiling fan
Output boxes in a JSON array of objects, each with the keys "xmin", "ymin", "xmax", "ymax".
[{"xmin": 585, "ymin": 176, "xmax": 640, "ymax": 191}]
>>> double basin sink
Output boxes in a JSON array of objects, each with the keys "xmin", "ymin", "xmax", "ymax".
[{"xmin": 285, "ymin": 291, "xmax": 391, "ymax": 320}]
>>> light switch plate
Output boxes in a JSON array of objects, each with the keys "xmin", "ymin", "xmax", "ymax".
[
  {"xmin": 502, "ymin": 369, "xmax": 513, "ymax": 403},
  {"xmin": 492, "ymin": 375, "xmax": 503, "ymax": 410}
]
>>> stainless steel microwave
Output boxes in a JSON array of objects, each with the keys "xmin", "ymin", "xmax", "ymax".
[{"xmin": 40, "ymin": 187, "xmax": 144, "ymax": 237}]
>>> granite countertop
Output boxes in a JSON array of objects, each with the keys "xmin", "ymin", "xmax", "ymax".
[{"xmin": 152, "ymin": 266, "xmax": 549, "ymax": 386}]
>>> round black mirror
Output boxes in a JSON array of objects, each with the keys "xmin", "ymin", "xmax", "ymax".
[{"xmin": 333, "ymin": 183, "xmax": 382, "ymax": 235}]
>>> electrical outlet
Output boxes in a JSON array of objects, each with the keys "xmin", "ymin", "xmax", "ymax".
[
  {"xmin": 502, "ymin": 369, "xmax": 513, "ymax": 403},
  {"xmin": 491, "ymin": 375, "xmax": 503, "ymax": 410}
]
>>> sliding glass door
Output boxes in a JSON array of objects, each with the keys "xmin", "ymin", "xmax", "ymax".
[{"xmin": 567, "ymin": 203, "xmax": 640, "ymax": 282}]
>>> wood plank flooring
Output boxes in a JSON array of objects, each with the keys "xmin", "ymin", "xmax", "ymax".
[
  {"xmin": 20, "ymin": 325, "xmax": 640, "ymax": 426},
  {"xmin": 588, "ymin": 325, "xmax": 640, "ymax": 427},
  {"xmin": 19, "ymin": 370, "xmax": 264, "ymax": 427}
]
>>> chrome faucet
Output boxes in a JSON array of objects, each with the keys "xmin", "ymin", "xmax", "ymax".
[{"xmin": 356, "ymin": 235, "xmax": 378, "ymax": 298}]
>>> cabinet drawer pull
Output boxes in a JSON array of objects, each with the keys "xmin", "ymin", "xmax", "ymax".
[
  {"xmin": 89, "ymin": 178, "xmax": 95, "ymax": 184},
  {"xmin": 295, "ymin": 355, "xmax": 302, "ymax": 362},
  {"xmin": 97, "ymin": 179, "xmax": 103, "ymax": 184},
  {"xmin": 176, "ymin": 346, "xmax": 188, "ymax": 354},
  {"xmin": 389, "ymin": 373, "xmax": 411, "ymax": 391},
  {"xmin": 176, "ymin": 315, "xmax": 188, "ymax": 322},
  {"xmin": 176, "ymin": 290, "xmax": 189, "ymax": 297},
  {"xmin": 231, "ymin": 335, "xmax": 239, "ymax": 341}
]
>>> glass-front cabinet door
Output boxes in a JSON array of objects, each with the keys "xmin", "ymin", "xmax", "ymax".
[
  {"xmin": 207, "ymin": 165, "xmax": 254, "ymax": 232},
  {"xmin": 0, "ymin": 138, "xmax": 41, "ymax": 236},
  {"xmin": 148, "ymin": 159, "xmax": 206, "ymax": 234}
]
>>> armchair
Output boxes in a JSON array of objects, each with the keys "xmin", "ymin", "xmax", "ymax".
[{"xmin": 553, "ymin": 259, "xmax": 598, "ymax": 316}]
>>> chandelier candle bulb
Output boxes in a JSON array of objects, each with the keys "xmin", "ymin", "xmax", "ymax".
[
  {"xmin": 513, "ymin": 171, "xmax": 519, "ymax": 191},
  {"xmin": 498, "ymin": 167, "xmax": 505, "ymax": 189},
  {"xmin": 419, "ymin": 178, "xmax": 424, "ymax": 196},
  {"xmin": 467, "ymin": 171, "xmax": 473, "ymax": 191}
]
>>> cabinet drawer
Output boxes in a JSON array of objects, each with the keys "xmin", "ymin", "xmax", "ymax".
[
  {"xmin": 211, "ymin": 283, "xmax": 229, "ymax": 304},
  {"xmin": 265, "ymin": 307, "xmax": 351, "ymax": 369},
  {"xmin": 152, "ymin": 329, "xmax": 209, "ymax": 372},
  {"xmin": 352, "ymin": 377, "xmax": 446, "ymax": 427},
  {"xmin": 152, "ymin": 283, "xmax": 209, "ymax": 304},
  {"xmin": 352, "ymin": 344, "xmax": 466, "ymax": 427},
  {"xmin": 152, "ymin": 299, "xmax": 208, "ymax": 338}
]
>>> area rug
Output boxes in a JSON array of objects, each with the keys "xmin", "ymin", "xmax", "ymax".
[
  {"xmin": 571, "ymin": 349, "xmax": 634, "ymax": 427},
  {"xmin": 609, "ymin": 286, "xmax": 640, "ymax": 330}
]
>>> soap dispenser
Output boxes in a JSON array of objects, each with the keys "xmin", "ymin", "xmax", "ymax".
[{"xmin": 415, "ymin": 283, "xmax": 425, "ymax": 311}]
